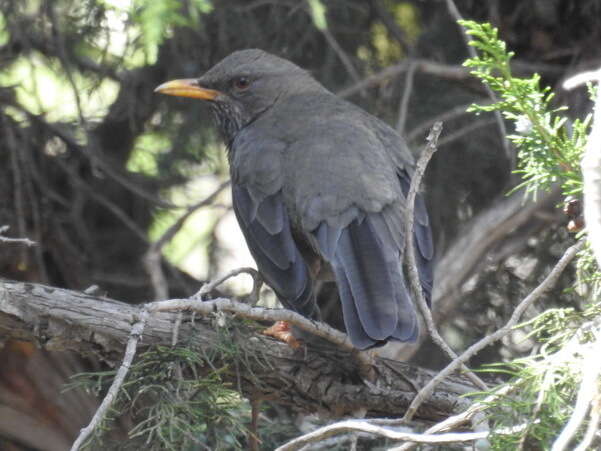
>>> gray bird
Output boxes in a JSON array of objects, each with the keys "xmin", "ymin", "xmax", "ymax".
[{"xmin": 155, "ymin": 49, "xmax": 433, "ymax": 349}]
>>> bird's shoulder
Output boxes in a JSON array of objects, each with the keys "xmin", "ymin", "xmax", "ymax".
[
  {"xmin": 273, "ymin": 92, "xmax": 416, "ymax": 170},
  {"xmin": 259, "ymin": 93, "xmax": 408, "ymax": 230}
]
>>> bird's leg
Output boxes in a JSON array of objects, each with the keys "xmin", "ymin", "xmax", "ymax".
[
  {"xmin": 261, "ymin": 321, "xmax": 302, "ymax": 349},
  {"xmin": 261, "ymin": 257, "xmax": 323, "ymax": 349}
]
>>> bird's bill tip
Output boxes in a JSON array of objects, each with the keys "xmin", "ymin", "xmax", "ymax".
[{"xmin": 154, "ymin": 79, "xmax": 220, "ymax": 100}]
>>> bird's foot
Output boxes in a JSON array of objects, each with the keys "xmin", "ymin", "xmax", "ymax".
[{"xmin": 261, "ymin": 321, "xmax": 302, "ymax": 349}]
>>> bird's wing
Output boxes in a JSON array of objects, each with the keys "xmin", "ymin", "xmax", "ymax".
[
  {"xmin": 230, "ymin": 131, "xmax": 317, "ymax": 318},
  {"xmin": 232, "ymin": 185, "xmax": 317, "ymax": 318},
  {"xmin": 285, "ymin": 115, "xmax": 432, "ymax": 348},
  {"xmin": 368, "ymin": 110, "xmax": 434, "ymax": 305}
]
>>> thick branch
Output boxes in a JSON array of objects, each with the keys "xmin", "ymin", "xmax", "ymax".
[
  {"xmin": 0, "ymin": 278, "xmax": 478, "ymax": 422},
  {"xmin": 433, "ymin": 186, "xmax": 561, "ymax": 321}
]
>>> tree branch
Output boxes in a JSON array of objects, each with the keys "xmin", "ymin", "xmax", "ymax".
[
  {"xmin": 0, "ymin": 278, "xmax": 478, "ymax": 424},
  {"xmin": 0, "ymin": 225, "xmax": 36, "ymax": 247},
  {"xmin": 275, "ymin": 419, "xmax": 487, "ymax": 451},
  {"xmin": 403, "ymin": 122, "xmax": 488, "ymax": 400},
  {"xmin": 404, "ymin": 240, "xmax": 583, "ymax": 422},
  {"xmin": 70, "ymin": 309, "xmax": 148, "ymax": 451}
]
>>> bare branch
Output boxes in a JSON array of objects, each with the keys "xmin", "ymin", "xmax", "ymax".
[
  {"xmin": 321, "ymin": 28, "xmax": 365, "ymax": 98},
  {"xmin": 397, "ymin": 62, "xmax": 416, "ymax": 135},
  {"xmin": 433, "ymin": 186, "xmax": 561, "ymax": 323},
  {"xmin": 563, "ymin": 68, "xmax": 601, "ymax": 90},
  {"xmin": 148, "ymin": 297, "xmax": 355, "ymax": 354},
  {"xmin": 70, "ymin": 309, "xmax": 148, "ymax": 451},
  {"xmin": 573, "ymin": 376, "xmax": 601, "ymax": 451},
  {"xmin": 195, "ymin": 266, "xmax": 263, "ymax": 304},
  {"xmin": 144, "ymin": 180, "xmax": 230, "ymax": 300},
  {"xmin": 403, "ymin": 122, "xmax": 488, "ymax": 405},
  {"xmin": 404, "ymin": 240, "xmax": 583, "ymax": 422},
  {"xmin": 552, "ymin": 325, "xmax": 601, "ymax": 451},
  {"xmin": 337, "ymin": 55, "xmax": 557, "ymax": 105},
  {"xmin": 0, "ymin": 278, "xmax": 478, "ymax": 422},
  {"xmin": 445, "ymin": 0, "xmax": 513, "ymax": 168},
  {"xmin": 275, "ymin": 419, "xmax": 487, "ymax": 451},
  {"xmin": 407, "ymin": 101, "xmax": 490, "ymax": 142},
  {"xmin": 0, "ymin": 225, "xmax": 36, "ymax": 247},
  {"xmin": 337, "ymin": 60, "xmax": 467, "ymax": 99},
  {"xmin": 393, "ymin": 384, "xmax": 516, "ymax": 451}
]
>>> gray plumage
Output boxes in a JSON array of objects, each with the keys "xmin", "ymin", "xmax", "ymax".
[{"xmin": 175, "ymin": 49, "xmax": 434, "ymax": 349}]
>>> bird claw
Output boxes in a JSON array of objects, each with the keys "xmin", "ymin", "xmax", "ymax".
[{"xmin": 261, "ymin": 321, "xmax": 302, "ymax": 349}]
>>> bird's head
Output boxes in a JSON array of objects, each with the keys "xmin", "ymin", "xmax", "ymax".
[{"xmin": 155, "ymin": 49, "xmax": 322, "ymax": 142}]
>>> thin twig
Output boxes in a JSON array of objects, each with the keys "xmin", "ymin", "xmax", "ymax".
[
  {"xmin": 0, "ymin": 225, "xmax": 36, "ymax": 247},
  {"xmin": 555, "ymin": 67, "xmax": 601, "ymax": 451},
  {"xmin": 393, "ymin": 384, "xmax": 516, "ymax": 451},
  {"xmin": 552, "ymin": 326, "xmax": 601, "ymax": 451},
  {"xmin": 573, "ymin": 382, "xmax": 600, "ymax": 451},
  {"xmin": 445, "ymin": 0, "xmax": 514, "ymax": 168},
  {"xmin": 70, "ymin": 308, "xmax": 149, "ymax": 451},
  {"xmin": 320, "ymin": 27, "xmax": 365, "ymax": 97},
  {"xmin": 275, "ymin": 419, "xmax": 487, "ymax": 451},
  {"xmin": 147, "ymin": 297, "xmax": 355, "ymax": 354},
  {"xmin": 407, "ymin": 101, "xmax": 490, "ymax": 142},
  {"xmin": 436, "ymin": 118, "xmax": 497, "ymax": 147},
  {"xmin": 144, "ymin": 180, "xmax": 230, "ymax": 300},
  {"xmin": 563, "ymin": 68, "xmax": 601, "ymax": 90},
  {"xmin": 397, "ymin": 62, "xmax": 416, "ymax": 136},
  {"xmin": 149, "ymin": 295, "xmax": 376, "ymax": 375},
  {"xmin": 156, "ymin": 181, "xmax": 230, "ymax": 252},
  {"xmin": 372, "ymin": 0, "xmax": 411, "ymax": 53},
  {"xmin": 403, "ymin": 121, "xmax": 488, "ymax": 399},
  {"xmin": 337, "ymin": 60, "xmax": 465, "ymax": 99},
  {"xmin": 403, "ymin": 240, "xmax": 584, "ymax": 422},
  {"xmin": 195, "ymin": 266, "xmax": 263, "ymax": 303},
  {"xmin": 338, "ymin": 58, "xmax": 560, "ymax": 100}
]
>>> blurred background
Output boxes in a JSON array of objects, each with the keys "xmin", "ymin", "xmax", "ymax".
[{"xmin": 1, "ymin": 0, "xmax": 600, "ymax": 449}]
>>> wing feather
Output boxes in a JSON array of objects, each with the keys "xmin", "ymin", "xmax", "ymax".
[{"xmin": 232, "ymin": 185, "xmax": 317, "ymax": 318}]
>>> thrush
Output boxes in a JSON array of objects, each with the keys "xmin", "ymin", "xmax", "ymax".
[{"xmin": 155, "ymin": 49, "xmax": 433, "ymax": 350}]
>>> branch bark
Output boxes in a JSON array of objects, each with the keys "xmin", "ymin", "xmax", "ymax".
[{"xmin": 0, "ymin": 278, "xmax": 478, "ymax": 423}]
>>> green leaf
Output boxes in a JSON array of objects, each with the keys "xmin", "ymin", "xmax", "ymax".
[{"xmin": 308, "ymin": 0, "xmax": 327, "ymax": 30}]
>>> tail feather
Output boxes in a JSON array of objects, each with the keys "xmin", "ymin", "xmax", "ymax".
[{"xmin": 315, "ymin": 215, "xmax": 418, "ymax": 348}]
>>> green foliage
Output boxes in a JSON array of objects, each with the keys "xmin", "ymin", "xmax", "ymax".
[
  {"xmin": 67, "ymin": 316, "xmax": 298, "ymax": 450},
  {"xmin": 460, "ymin": 20, "xmax": 600, "ymax": 449},
  {"xmin": 133, "ymin": 0, "xmax": 187, "ymax": 63},
  {"xmin": 69, "ymin": 334, "xmax": 251, "ymax": 449},
  {"xmin": 460, "ymin": 20, "xmax": 591, "ymax": 199},
  {"xmin": 307, "ymin": 0, "xmax": 327, "ymax": 30},
  {"xmin": 133, "ymin": 0, "xmax": 213, "ymax": 63},
  {"xmin": 481, "ymin": 310, "xmax": 600, "ymax": 450},
  {"xmin": 0, "ymin": 11, "xmax": 9, "ymax": 46}
]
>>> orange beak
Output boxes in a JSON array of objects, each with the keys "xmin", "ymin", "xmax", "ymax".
[{"xmin": 154, "ymin": 79, "xmax": 220, "ymax": 101}]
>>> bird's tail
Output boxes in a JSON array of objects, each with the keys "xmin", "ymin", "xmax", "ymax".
[{"xmin": 314, "ymin": 216, "xmax": 417, "ymax": 349}]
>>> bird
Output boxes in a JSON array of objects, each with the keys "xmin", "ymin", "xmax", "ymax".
[{"xmin": 155, "ymin": 49, "xmax": 433, "ymax": 350}]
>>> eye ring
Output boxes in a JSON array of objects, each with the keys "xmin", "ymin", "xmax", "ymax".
[{"xmin": 233, "ymin": 76, "xmax": 251, "ymax": 91}]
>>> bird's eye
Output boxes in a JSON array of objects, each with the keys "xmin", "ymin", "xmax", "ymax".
[{"xmin": 233, "ymin": 77, "xmax": 251, "ymax": 91}]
